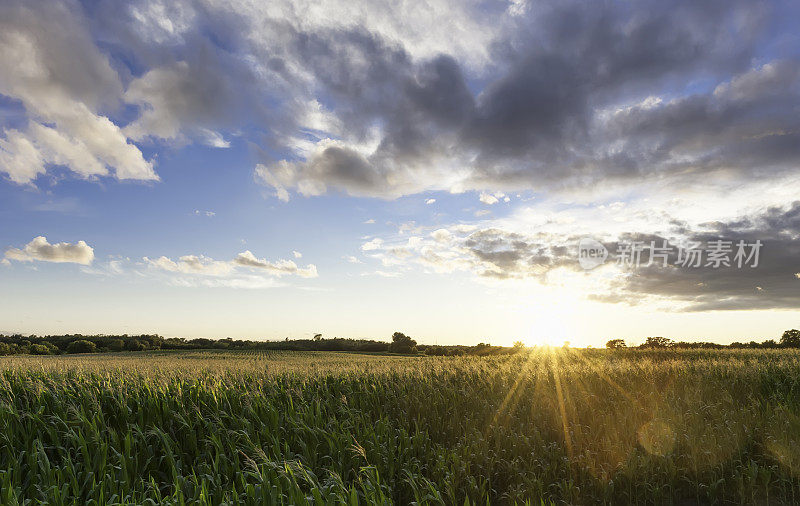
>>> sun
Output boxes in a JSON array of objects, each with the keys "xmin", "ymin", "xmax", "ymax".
[{"xmin": 517, "ymin": 290, "xmax": 582, "ymax": 347}]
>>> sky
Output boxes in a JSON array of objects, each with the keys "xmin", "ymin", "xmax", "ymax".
[{"xmin": 1, "ymin": 0, "xmax": 800, "ymax": 346}]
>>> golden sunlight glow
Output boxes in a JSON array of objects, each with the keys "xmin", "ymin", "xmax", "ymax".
[{"xmin": 520, "ymin": 290, "xmax": 583, "ymax": 346}]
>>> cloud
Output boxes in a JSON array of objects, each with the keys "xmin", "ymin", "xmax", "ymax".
[
  {"xmin": 293, "ymin": 250, "xmax": 302, "ymax": 258},
  {"xmin": 356, "ymin": 197, "xmax": 800, "ymax": 311},
  {"xmin": 142, "ymin": 249, "xmax": 319, "ymax": 286},
  {"xmin": 144, "ymin": 254, "xmax": 234, "ymax": 276},
  {"xmin": 361, "ymin": 238, "xmax": 383, "ymax": 251},
  {"xmin": 0, "ymin": 0, "xmax": 156, "ymax": 183},
  {"xmin": 123, "ymin": 57, "xmax": 256, "ymax": 147},
  {"xmin": 479, "ymin": 192, "xmax": 499, "ymax": 205},
  {"xmin": 3, "ymin": 0, "xmax": 792, "ymax": 199},
  {"xmin": 78, "ymin": 246, "xmax": 318, "ymax": 288},
  {"xmin": 5, "ymin": 236, "xmax": 94, "ymax": 265},
  {"xmin": 244, "ymin": 0, "xmax": 791, "ymax": 200},
  {"xmin": 593, "ymin": 60, "xmax": 800, "ymax": 184},
  {"xmin": 363, "ymin": 270, "xmax": 401, "ymax": 278},
  {"xmin": 232, "ymin": 250, "xmax": 318, "ymax": 278},
  {"xmin": 344, "ymin": 255, "xmax": 362, "ymax": 264},
  {"xmin": 479, "ymin": 192, "xmax": 510, "ymax": 205},
  {"xmin": 605, "ymin": 204, "xmax": 800, "ymax": 311}
]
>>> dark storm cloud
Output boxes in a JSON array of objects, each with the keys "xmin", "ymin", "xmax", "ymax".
[
  {"xmin": 251, "ymin": 0, "xmax": 800, "ymax": 198},
  {"xmin": 460, "ymin": 0, "xmax": 777, "ymax": 185},
  {"xmin": 599, "ymin": 60, "xmax": 800, "ymax": 180},
  {"xmin": 616, "ymin": 204, "xmax": 800, "ymax": 311}
]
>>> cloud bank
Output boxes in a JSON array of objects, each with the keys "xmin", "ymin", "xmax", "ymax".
[
  {"xmin": 2, "ymin": 0, "xmax": 797, "ymax": 197},
  {"xmin": 359, "ymin": 200, "xmax": 800, "ymax": 311}
]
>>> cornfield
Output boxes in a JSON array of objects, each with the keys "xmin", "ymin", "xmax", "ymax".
[{"xmin": 1, "ymin": 348, "xmax": 800, "ymax": 504}]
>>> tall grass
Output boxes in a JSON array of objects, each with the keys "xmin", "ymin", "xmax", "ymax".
[{"xmin": 1, "ymin": 348, "xmax": 799, "ymax": 504}]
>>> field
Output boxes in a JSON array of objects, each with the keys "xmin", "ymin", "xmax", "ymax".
[{"xmin": 2, "ymin": 349, "xmax": 800, "ymax": 504}]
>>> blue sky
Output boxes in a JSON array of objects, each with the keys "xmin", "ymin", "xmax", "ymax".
[{"xmin": 1, "ymin": 0, "xmax": 800, "ymax": 345}]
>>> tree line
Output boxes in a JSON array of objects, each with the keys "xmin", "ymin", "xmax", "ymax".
[
  {"xmin": 0, "ymin": 332, "xmax": 521, "ymax": 357},
  {"xmin": 606, "ymin": 329, "xmax": 800, "ymax": 349},
  {"xmin": 1, "ymin": 330, "xmax": 799, "ymax": 357}
]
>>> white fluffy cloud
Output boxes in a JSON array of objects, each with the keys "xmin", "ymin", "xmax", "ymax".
[
  {"xmin": 0, "ymin": 1, "xmax": 156, "ymax": 184},
  {"xmin": 5, "ymin": 236, "xmax": 94, "ymax": 265},
  {"xmin": 479, "ymin": 192, "xmax": 499, "ymax": 205}
]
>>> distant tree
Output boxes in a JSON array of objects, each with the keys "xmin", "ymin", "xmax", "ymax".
[
  {"xmin": 107, "ymin": 339, "xmax": 125, "ymax": 352},
  {"xmin": 29, "ymin": 344, "xmax": 52, "ymax": 355},
  {"xmin": 389, "ymin": 332, "xmax": 417, "ymax": 354},
  {"xmin": 780, "ymin": 329, "xmax": 800, "ymax": 348},
  {"xmin": 124, "ymin": 340, "xmax": 146, "ymax": 352},
  {"xmin": 641, "ymin": 337, "xmax": 675, "ymax": 349},
  {"xmin": 313, "ymin": 333, "xmax": 323, "ymax": 341},
  {"xmin": 162, "ymin": 337, "xmax": 188, "ymax": 349},
  {"xmin": 606, "ymin": 339, "xmax": 626, "ymax": 349},
  {"xmin": 513, "ymin": 341, "xmax": 525, "ymax": 349},
  {"xmin": 67, "ymin": 340, "xmax": 97, "ymax": 354},
  {"xmin": 188, "ymin": 338, "xmax": 214, "ymax": 349}
]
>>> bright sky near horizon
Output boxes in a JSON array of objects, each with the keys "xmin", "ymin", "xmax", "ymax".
[{"xmin": 1, "ymin": 0, "xmax": 800, "ymax": 346}]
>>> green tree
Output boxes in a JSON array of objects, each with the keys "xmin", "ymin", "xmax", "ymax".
[
  {"xmin": 107, "ymin": 339, "xmax": 125, "ymax": 352},
  {"xmin": 125, "ymin": 339, "xmax": 146, "ymax": 351},
  {"xmin": 780, "ymin": 329, "xmax": 800, "ymax": 348},
  {"xmin": 388, "ymin": 332, "xmax": 417, "ymax": 354},
  {"xmin": 641, "ymin": 336, "xmax": 674, "ymax": 348},
  {"xmin": 606, "ymin": 339, "xmax": 626, "ymax": 349},
  {"xmin": 67, "ymin": 340, "xmax": 97, "ymax": 354},
  {"xmin": 30, "ymin": 344, "xmax": 52, "ymax": 355}
]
